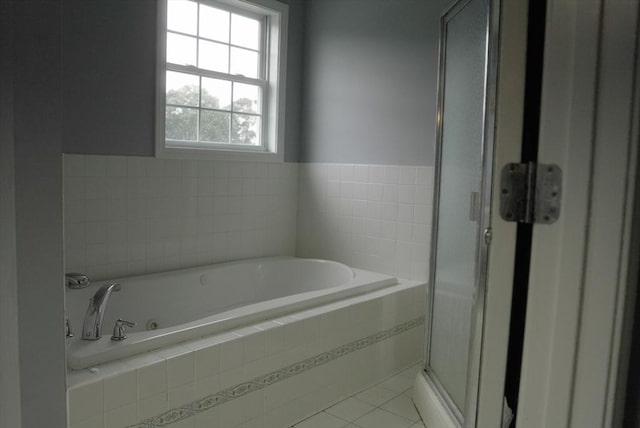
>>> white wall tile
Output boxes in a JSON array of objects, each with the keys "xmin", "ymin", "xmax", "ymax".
[
  {"xmin": 64, "ymin": 176, "xmax": 85, "ymax": 200},
  {"xmin": 413, "ymin": 205, "xmax": 430, "ymax": 226},
  {"xmin": 137, "ymin": 360, "xmax": 167, "ymax": 399},
  {"xmin": 167, "ymin": 383, "xmax": 196, "ymax": 408},
  {"xmin": 106, "ymin": 156, "xmax": 127, "ymax": 177},
  {"xmin": 382, "ymin": 184, "xmax": 399, "ymax": 203},
  {"xmin": 167, "ymin": 352, "xmax": 194, "ymax": 388},
  {"xmin": 103, "ymin": 371, "xmax": 137, "ymax": 411},
  {"xmin": 340, "ymin": 164, "xmax": 354, "ymax": 181},
  {"xmin": 297, "ymin": 164, "xmax": 433, "ymax": 280},
  {"xmin": 264, "ymin": 324, "xmax": 285, "ymax": 356},
  {"xmin": 105, "ymin": 402, "xmax": 138, "ymax": 428},
  {"xmin": 163, "ymin": 159, "xmax": 182, "ymax": 177},
  {"xmin": 219, "ymin": 366, "xmax": 245, "ymax": 390},
  {"xmin": 194, "ymin": 407, "xmax": 220, "ymax": 427},
  {"xmin": 242, "ymin": 330, "xmax": 266, "ymax": 363},
  {"xmin": 369, "ymin": 166, "xmax": 385, "ymax": 184},
  {"xmin": 399, "ymin": 167, "xmax": 416, "ymax": 185},
  {"xmin": 384, "ymin": 166, "xmax": 400, "ymax": 184},
  {"xmin": 212, "ymin": 160, "xmax": 229, "ymax": 178},
  {"xmin": 367, "ymin": 183, "xmax": 384, "ymax": 202},
  {"xmin": 353, "ymin": 182, "xmax": 368, "ymax": 200},
  {"xmin": 195, "ymin": 374, "xmax": 220, "ymax": 399},
  {"xmin": 193, "ymin": 346, "xmax": 219, "ymax": 381},
  {"xmin": 340, "ymin": 182, "xmax": 354, "ymax": 199},
  {"xmin": 127, "ymin": 157, "xmax": 146, "ymax": 177},
  {"xmin": 69, "ymin": 416, "xmax": 104, "ymax": 428},
  {"xmin": 64, "ymin": 155, "xmax": 86, "ymax": 177},
  {"xmin": 219, "ymin": 335, "xmax": 244, "ymax": 372},
  {"xmin": 85, "ymin": 155, "xmax": 107, "ymax": 177},
  {"xmin": 354, "ymin": 165, "xmax": 369, "ymax": 182},
  {"xmin": 67, "ymin": 381, "xmax": 104, "ymax": 424},
  {"xmin": 146, "ymin": 158, "xmax": 165, "ymax": 177},
  {"xmin": 138, "ymin": 393, "xmax": 168, "ymax": 420},
  {"xmin": 64, "ymin": 156, "xmax": 298, "ymax": 280}
]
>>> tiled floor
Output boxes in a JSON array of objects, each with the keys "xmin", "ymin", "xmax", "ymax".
[{"xmin": 291, "ymin": 364, "xmax": 425, "ymax": 428}]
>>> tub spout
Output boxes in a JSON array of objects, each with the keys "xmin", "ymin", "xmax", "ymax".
[{"xmin": 82, "ymin": 282, "xmax": 121, "ymax": 340}]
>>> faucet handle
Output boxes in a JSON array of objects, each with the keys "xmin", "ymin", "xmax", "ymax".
[
  {"xmin": 111, "ymin": 319, "xmax": 135, "ymax": 341},
  {"xmin": 65, "ymin": 317, "xmax": 74, "ymax": 338},
  {"xmin": 66, "ymin": 272, "xmax": 90, "ymax": 289}
]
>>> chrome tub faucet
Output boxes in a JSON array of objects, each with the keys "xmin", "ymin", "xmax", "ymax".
[{"xmin": 82, "ymin": 282, "xmax": 121, "ymax": 340}]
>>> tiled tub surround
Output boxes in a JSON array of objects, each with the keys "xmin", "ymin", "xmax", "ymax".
[
  {"xmin": 64, "ymin": 157, "xmax": 434, "ymax": 283},
  {"xmin": 63, "ymin": 155, "xmax": 299, "ymax": 281},
  {"xmin": 67, "ymin": 281, "xmax": 426, "ymax": 428},
  {"xmin": 296, "ymin": 164, "xmax": 434, "ymax": 281}
]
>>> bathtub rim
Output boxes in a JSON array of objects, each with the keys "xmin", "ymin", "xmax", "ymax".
[
  {"xmin": 65, "ymin": 256, "xmax": 353, "ymax": 337},
  {"xmin": 67, "ymin": 257, "xmax": 397, "ymax": 370}
]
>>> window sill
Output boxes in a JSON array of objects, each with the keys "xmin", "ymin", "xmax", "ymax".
[{"xmin": 156, "ymin": 143, "xmax": 284, "ymax": 163}]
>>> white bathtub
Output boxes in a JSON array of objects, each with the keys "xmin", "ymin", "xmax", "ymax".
[{"xmin": 66, "ymin": 257, "xmax": 397, "ymax": 369}]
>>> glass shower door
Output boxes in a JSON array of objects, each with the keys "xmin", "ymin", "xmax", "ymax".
[{"xmin": 424, "ymin": 0, "xmax": 494, "ymax": 425}]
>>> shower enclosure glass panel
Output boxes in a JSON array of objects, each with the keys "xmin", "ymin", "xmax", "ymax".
[{"xmin": 426, "ymin": 0, "xmax": 490, "ymax": 418}]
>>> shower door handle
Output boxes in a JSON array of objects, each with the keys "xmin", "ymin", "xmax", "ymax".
[{"xmin": 469, "ymin": 191, "xmax": 480, "ymax": 222}]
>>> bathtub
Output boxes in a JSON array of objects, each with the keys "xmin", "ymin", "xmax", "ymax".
[{"xmin": 66, "ymin": 256, "xmax": 397, "ymax": 370}]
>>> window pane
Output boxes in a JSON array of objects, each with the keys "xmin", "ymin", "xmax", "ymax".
[
  {"xmin": 232, "ymin": 83, "xmax": 260, "ymax": 114},
  {"xmin": 167, "ymin": 0, "xmax": 197, "ymax": 35},
  {"xmin": 230, "ymin": 47, "xmax": 259, "ymax": 78},
  {"xmin": 231, "ymin": 14, "xmax": 260, "ymax": 50},
  {"xmin": 231, "ymin": 114, "xmax": 260, "ymax": 146},
  {"xmin": 202, "ymin": 78, "xmax": 231, "ymax": 110},
  {"xmin": 167, "ymin": 32, "xmax": 197, "ymax": 66},
  {"xmin": 199, "ymin": 40, "xmax": 229, "ymax": 73},
  {"xmin": 166, "ymin": 71, "xmax": 199, "ymax": 107},
  {"xmin": 200, "ymin": 110, "xmax": 230, "ymax": 143},
  {"xmin": 199, "ymin": 4, "xmax": 229, "ymax": 43},
  {"xmin": 166, "ymin": 106, "xmax": 198, "ymax": 141}
]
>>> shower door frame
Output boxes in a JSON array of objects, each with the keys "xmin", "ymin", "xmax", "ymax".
[{"xmin": 422, "ymin": 0, "xmax": 501, "ymax": 426}]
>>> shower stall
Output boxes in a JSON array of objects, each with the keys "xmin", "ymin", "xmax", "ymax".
[{"xmin": 415, "ymin": 0, "xmax": 507, "ymax": 426}]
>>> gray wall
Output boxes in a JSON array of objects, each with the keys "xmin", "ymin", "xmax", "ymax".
[
  {"xmin": 14, "ymin": 1, "xmax": 68, "ymax": 427},
  {"xmin": 62, "ymin": 0, "xmax": 157, "ymax": 156},
  {"xmin": 61, "ymin": 0, "xmax": 305, "ymax": 161},
  {"xmin": 0, "ymin": 1, "xmax": 22, "ymax": 427},
  {"xmin": 61, "ymin": 0, "xmax": 442, "ymax": 165},
  {"xmin": 282, "ymin": 0, "xmax": 305, "ymax": 162},
  {"xmin": 300, "ymin": 0, "xmax": 448, "ymax": 166}
]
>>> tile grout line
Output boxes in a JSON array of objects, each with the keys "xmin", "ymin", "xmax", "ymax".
[
  {"xmin": 312, "ymin": 390, "xmax": 416, "ymax": 428},
  {"xmin": 126, "ymin": 316, "xmax": 425, "ymax": 428},
  {"xmin": 292, "ymin": 364, "xmax": 421, "ymax": 428}
]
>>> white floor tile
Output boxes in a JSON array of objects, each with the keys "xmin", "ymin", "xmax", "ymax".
[
  {"xmin": 376, "ymin": 373, "xmax": 414, "ymax": 394},
  {"xmin": 294, "ymin": 411, "xmax": 349, "ymax": 428},
  {"xmin": 289, "ymin": 365, "xmax": 428, "ymax": 428},
  {"xmin": 396, "ymin": 365, "xmax": 422, "ymax": 382},
  {"xmin": 380, "ymin": 392, "xmax": 420, "ymax": 422},
  {"xmin": 325, "ymin": 397, "xmax": 376, "ymax": 422},
  {"xmin": 353, "ymin": 408, "xmax": 414, "ymax": 428},
  {"xmin": 353, "ymin": 385, "xmax": 400, "ymax": 407}
]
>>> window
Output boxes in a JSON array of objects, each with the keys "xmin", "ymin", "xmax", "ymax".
[{"xmin": 157, "ymin": 0, "xmax": 288, "ymax": 161}]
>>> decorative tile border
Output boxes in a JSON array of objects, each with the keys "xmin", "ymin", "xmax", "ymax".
[{"xmin": 127, "ymin": 316, "xmax": 425, "ymax": 428}]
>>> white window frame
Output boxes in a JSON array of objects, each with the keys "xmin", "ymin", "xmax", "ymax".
[{"xmin": 156, "ymin": 0, "xmax": 288, "ymax": 162}]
